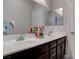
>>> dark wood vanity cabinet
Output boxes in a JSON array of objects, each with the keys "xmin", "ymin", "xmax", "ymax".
[{"xmin": 4, "ymin": 36, "xmax": 66, "ymax": 59}]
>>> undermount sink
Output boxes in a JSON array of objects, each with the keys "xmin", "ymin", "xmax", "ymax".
[
  {"xmin": 3, "ymin": 34, "xmax": 37, "ymax": 47},
  {"xmin": 4, "ymin": 37, "xmax": 36, "ymax": 48},
  {"xmin": 3, "ymin": 34, "xmax": 35, "ymax": 41}
]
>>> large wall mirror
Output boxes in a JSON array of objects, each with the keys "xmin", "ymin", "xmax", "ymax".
[
  {"xmin": 3, "ymin": 0, "xmax": 64, "ymax": 35},
  {"xmin": 45, "ymin": 7, "xmax": 64, "ymax": 26}
]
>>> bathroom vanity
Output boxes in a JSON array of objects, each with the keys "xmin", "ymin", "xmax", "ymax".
[{"xmin": 3, "ymin": 32, "xmax": 66, "ymax": 59}]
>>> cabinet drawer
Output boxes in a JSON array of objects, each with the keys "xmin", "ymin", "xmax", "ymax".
[
  {"xmin": 57, "ymin": 37, "xmax": 65, "ymax": 44},
  {"xmin": 50, "ymin": 48, "xmax": 56, "ymax": 54},
  {"xmin": 50, "ymin": 41, "xmax": 56, "ymax": 49}
]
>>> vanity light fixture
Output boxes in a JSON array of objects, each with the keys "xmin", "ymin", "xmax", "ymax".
[
  {"xmin": 55, "ymin": 8, "xmax": 63, "ymax": 16},
  {"xmin": 33, "ymin": 0, "xmax": 48, "ymax": 8}
]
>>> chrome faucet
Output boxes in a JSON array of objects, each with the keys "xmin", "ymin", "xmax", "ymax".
[
  {"xmin": 48, "ymin": 30, "xmax": 53, "ymax": 36},
  {"xmin": 48, "ymin": 31, "xmax": 52, "ymax": 36},
  {"xmin": 16, "ymin": 34, "xmax": 24, "ymax": 41}
]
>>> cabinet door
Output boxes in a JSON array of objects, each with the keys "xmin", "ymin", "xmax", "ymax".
[
  {"xmin": 50, "ymin": 52, "xmax": 56, "ymax": 59},
  {"xmin": 36, "ymin": 52, "xmax": 49, "ymax": 59},
  {"xmin": 34, "ymin": 44, "xmax": 49, "ymax": 57},
  {"xmin": 61, "ymin": 43, "xmax": 65, "ymax": 57},
  {"xmin": 50, "ymin": 48, "xmax": 56, "ymax": 59},
  {"xmin": 4, "ymin": 55, "xmax": 13, "ymax": 59},
  {"xmin": 57, "ymin": 45, "xmax": 62, "ymax": 59},
  {"xmin": 4, "ymin": 48, "xmax": 35, "ymax": 59}
]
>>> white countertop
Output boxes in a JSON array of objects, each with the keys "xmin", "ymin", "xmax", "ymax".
[{"xmin": 3, "ymin": 32, "xmax": 66, "ymax": 56}]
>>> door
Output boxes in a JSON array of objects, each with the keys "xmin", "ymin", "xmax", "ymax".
[
  {"xmin": 69, "ymin": 1, "xmax": 75, "ymax": 59},
  {"xmin": 66, "ymin": 0, "xmax": 75, "ymax": 59}
]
